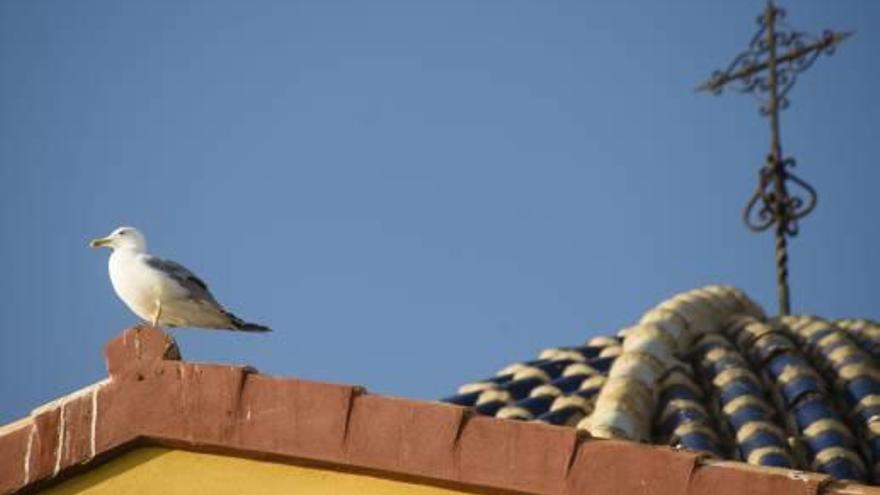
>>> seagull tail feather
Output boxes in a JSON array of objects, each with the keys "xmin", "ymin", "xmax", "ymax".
[{"xmin": 225, "ymin": 311, "xmax": 272, "ymax": 333}]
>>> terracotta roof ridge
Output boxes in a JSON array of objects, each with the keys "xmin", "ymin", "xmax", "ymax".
[{"xmin": 2, "ymin": 320, "xmax": 880, "ymax": 494}]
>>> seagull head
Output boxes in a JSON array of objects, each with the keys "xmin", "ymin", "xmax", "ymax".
[{"xmin": 90, "ymin": 226, "xmax": 147, "ymax": 252}]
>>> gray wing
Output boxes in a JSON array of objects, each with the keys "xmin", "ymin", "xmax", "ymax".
[{"xmin": 144, "ymin": 256, "xmax": 218, "ymax": 303}]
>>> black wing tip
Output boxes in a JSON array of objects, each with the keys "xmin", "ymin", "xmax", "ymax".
[
  {"xmin": 237, "ymin": 322, "xmax": 272, "ymax": 333},
  {"xmin": 225, "ymin": 311, "xmax": 272, "ymax": 333}
]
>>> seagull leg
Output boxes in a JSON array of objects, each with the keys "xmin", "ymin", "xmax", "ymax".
[{"xmin": 152, "ymin": 300, "xmax": 163, "ymax": 328}]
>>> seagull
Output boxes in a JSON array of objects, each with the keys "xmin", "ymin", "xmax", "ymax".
[{"xmin": 90, "ymin": 226, "xmax": 270, "ymax": 332}]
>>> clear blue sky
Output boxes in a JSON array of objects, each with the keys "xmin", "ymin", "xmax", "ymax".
[{"xmin": 1, "ymin": 1, "xmax": 878, "ymax": 424}]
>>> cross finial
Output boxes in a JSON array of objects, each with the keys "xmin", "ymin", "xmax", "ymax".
[{"xmin": 697, "ymin": 1, "xmax": 851, "ymax": 316}]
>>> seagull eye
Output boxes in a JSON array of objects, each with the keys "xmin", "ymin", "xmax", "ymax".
[{"xmin": 119, "ymin": 231, "xmax": 127, "ymax": 236}]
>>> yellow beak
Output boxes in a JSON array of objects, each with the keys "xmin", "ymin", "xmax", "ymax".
[{"xmin": 90, "ymin": 237, "xmax": 112, "ymax": 248}]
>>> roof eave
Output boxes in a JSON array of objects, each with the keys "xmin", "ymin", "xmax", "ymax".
[{"xmin": 1, "ymin": 326, "xmax": 877, "ymax": 495}]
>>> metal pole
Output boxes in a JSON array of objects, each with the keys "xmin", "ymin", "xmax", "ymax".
[{"xmin": 765, "ymin": 2, "xmax": 791, "ymax": 316}]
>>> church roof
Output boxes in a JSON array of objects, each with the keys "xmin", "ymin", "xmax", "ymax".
[
  {"xmin": 443, "ymin": 285, "xmax": 880, "ymax": 486},
  {"xmin": 1, "ymin": 286, "xmax": 879, "ymax": 495}
]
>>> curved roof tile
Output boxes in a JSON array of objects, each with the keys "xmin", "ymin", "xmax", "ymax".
[{"xmin": 443, "ymin": 285, "xmax": 880, "ymax": 485}]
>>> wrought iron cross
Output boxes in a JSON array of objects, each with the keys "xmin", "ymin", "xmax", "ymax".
[{"xmin": 697, "ymin": 1, "xmax": 851, "ymax": 316}]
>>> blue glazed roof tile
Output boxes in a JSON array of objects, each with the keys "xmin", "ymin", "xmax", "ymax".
[{"xmin": 441, "ymin": 286, "xmax": 880, "ymax": 485}]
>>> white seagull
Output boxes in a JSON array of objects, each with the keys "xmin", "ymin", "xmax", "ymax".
[{"xmin": 90, "ymin": 226, "xmax": 270, "ymax": 332}]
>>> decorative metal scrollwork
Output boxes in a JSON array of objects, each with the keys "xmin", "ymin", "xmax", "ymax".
[
  {"xmin": 700, "ymin": 6, "xmax": 849, "ymax": 116},
  {"xmin": 743, "ymin": 156, "xmax": 818, "ymax": 235}
]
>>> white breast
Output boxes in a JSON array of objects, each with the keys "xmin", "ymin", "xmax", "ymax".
[{"xmin": 108, "ymin": 250, "xmax": 161, "ymax": 321}]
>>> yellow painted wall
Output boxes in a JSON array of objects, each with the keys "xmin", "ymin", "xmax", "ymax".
[{"xmin": 44, "ymin": 448, "xmax": 484, "ymax": 495}]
